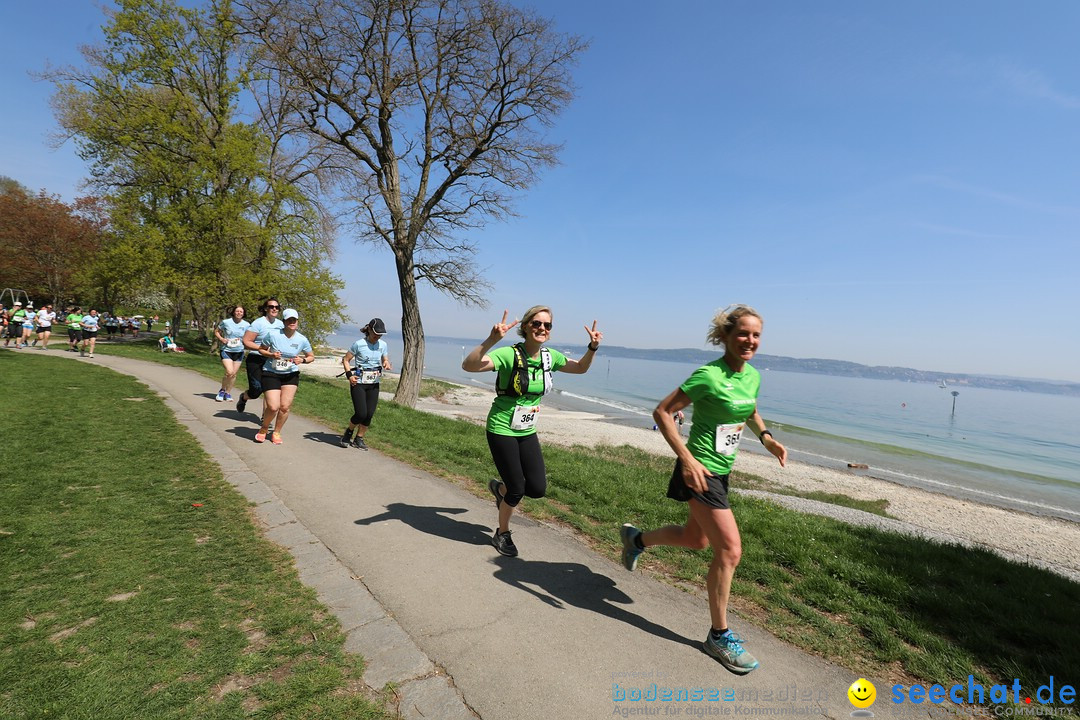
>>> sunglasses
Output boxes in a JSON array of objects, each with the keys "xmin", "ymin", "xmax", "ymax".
[
  {"xmin": 265, "ymin": 304, "xmax": 280, "ymax": 310},
  {"xmin": 530, "ymin": 320, "xmax": 553, "ymax": 330}
]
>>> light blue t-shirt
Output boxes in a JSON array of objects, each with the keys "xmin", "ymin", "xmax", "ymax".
[
  {"xmin": 248, "ymin": 316, "xmax": 284, "ymax": 346},
  {"xmin": 349, "ymin": 338, "xmax": 388, "ymax": 370},
  {"xmin": 81, "ymin": 315, "xmax": 100, "ymax": 331},
  {"xmin": 261, "ymin": 331, "xmax": 313, "ymax": 375},
  {"xmin": 218, "ymin": 318, "xmax": 251, "ymax": 350}
]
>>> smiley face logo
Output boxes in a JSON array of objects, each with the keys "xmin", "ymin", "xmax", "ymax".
[{"xmin": 848, "ymin": 678, "xmax": 876, "ymax": 709}]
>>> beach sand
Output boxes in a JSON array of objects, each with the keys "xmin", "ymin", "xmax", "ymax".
[{"xmin": 307, "ymin": 355, "xmax": 1080, "ymax": 582}]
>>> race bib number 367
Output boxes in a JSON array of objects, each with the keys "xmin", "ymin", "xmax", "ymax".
[{"xmin": 714, "ymin": 423, "xmax": 744, "ymax": 456}]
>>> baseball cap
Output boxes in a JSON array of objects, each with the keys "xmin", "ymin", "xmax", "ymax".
[
  {"xmin": 282, "ymin": 308, "xmax": 299, "ymax": 321},
  {"xmin": 368, "ymin": 317, "xmax": 387, "ymax": 334},
  {"xmin": 14, "ymin": 301, "xmax": 22, "ymax": 306}
]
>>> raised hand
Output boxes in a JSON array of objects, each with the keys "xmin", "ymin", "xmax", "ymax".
[
  {"xmin": 583, "ymin": 320, "xmax": 603, "ymax": 348},
  {"xmin": 488, "ymin": 309, "xmax": 519, "ymax": 343}
]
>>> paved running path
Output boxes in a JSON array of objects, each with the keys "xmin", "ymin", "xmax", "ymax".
[{"xmin": 44, "ymin": 352, "xmax": 950, "ymax": 720}]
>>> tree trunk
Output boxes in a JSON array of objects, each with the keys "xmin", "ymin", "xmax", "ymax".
[{"xmin": 393, "ymin": 252, "xmax": 424, "ymax": 408}]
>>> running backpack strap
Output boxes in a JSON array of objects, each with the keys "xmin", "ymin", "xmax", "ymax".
[
  {"xmin": 496, "ymin": 343, "xmax": 531, "ymax": 397},
  {"xmin": 540, "ymin": 347, "xmax": 553, "ymax": 396}
]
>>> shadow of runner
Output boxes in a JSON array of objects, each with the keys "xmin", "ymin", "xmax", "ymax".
[
  {"xmin": 489, "ymin": 556, "xmax": 700, "ymax": 650},
  {"xmin": 354, "ymin": 503, "xmax": 492, "ymax": 546}
]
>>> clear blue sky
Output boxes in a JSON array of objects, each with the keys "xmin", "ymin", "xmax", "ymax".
[{"xmin": 3, "ymin": 1, "xmax": 1079, "ymax": 382}]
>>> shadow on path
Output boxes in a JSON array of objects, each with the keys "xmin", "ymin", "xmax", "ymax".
[
  {"xmin": 355, "ymin": 503, "xmax": 492, "ymax": 546},
  {"xmin": 489, "ymin": 556, "xmax": 700, "ymax": 651}
]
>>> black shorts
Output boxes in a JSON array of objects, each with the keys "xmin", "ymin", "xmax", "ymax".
[
  {"xmin": 260, "ymin": 372, "xmax": 300, "ymax": 391},
  {"xmin": 68, "ymin": 328, "xmax": 82, "ymax": 342},
  {"xmin": 666, "ymin": 459, "xmax": 731, "ymax": 510},
  {"xmin": 82, "ymin": 330, "xmax": 98, "ymax": 339}
]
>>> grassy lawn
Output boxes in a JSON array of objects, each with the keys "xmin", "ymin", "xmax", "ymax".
[
  {"xmin": 23, "ymin": 335, "xmax": 1080, "ymax": 706},
  {"xmin": 0, "ymin": 351, "xmax": 391, "ymax": 719}
]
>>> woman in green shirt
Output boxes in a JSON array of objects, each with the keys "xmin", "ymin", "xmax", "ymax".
[
  {"xmin": 620, "ymin": 305, "xmax": 787, "ymax": 675},
  {"xmin": 463, "ymin": 305, "xmax": 603, "ymax": 558}
]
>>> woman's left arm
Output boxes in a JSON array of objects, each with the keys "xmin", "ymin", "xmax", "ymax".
[
  {"xmin": 561, "ymin": 321, "xmax": 603, "ymax": 375},
  {"xmin": 746, "ymin": 410, "xmax": 787, "ymax": 467},
  {"xmin": 381, "ymin": 344, "xmax": 393, "ymax": 371}
]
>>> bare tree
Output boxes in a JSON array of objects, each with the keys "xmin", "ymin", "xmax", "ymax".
[{"xmin": 239, "ymin": 0, "xmax": 585, "ymax": 405}]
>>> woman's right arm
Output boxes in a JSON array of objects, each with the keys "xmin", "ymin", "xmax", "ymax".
[
  {"xmin": 462, "ymin": 310, "xmax": 518, "ymax": 373},
  {"xmin": 653, "ymin": 388, "xmax": 709, "ymax": 494},
  {"xmin": 242, "ymin": 327, "xmax": 260, "ymax": 351}
]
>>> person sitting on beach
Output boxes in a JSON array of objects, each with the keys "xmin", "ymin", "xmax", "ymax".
[
  {"xmin": 339, "ymin": 318, "xmax": 392, "ymax": 450},
  {"xmin": 619, "ymin": 304, "xmax": 787, "ymax": 676},
  {"xmin": 462, "ymin": 306, "xmax": 603, "ymax": 557}
]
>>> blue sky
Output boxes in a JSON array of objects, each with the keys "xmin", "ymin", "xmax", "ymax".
[{"xmin": 3, "ymin": 1, "xmax": 1079, "ymax": 382}]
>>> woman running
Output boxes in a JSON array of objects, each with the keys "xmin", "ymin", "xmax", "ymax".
[
  {"xmin": 35, "ymin": 304, "xmax": 56, "ymax": 349},
  {"xmin": 339, "ymin": 318, "xmax": 392, "ymax": 450},
  {"xmin": 462, "ymin": 306, "xmax": 603, "ymax": 557},
  {"xmin": 79, "ymin": 309, "xmax": 101, "ymax": 358},
  {"xmin": 254, "ymin": 308, "xmax": 314, "ymax": 444},
  {"xmin": 214, "ymin": 305, "xmax": 250, "ymax": 402},
  {"xmin": 235, "ymin": 299, "xmax": 283, "ymax": 416},
  {"xmin": 619, "ymin": 305, "xmax": 787, "ymax": 675}
]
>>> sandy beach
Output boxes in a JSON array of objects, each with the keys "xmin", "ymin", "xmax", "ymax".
[{"xmin": 307, "ymin": 355, "xmax": 1080, "ymax": 583}]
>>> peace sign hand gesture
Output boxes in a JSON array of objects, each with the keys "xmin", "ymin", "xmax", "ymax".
[
  {"xmin": 487, "ymin": 309, "xmax": 519, "ymax": 344},
  {"xmin": 583, "ymin": 320, "xmax": 603, "ymax": 349}
]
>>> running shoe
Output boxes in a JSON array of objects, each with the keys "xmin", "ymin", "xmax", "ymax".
[
  {"xmin": 215, "ymin": 390, "xmax": 226, "ymax": 402},
  {"xmin": 488, "ymin": 478, "xmax": 504, "ymax": 510},
  {"xmin": 351, "ymin": 436, "xmax": 368, "ymax": 450},
  {"xmin": 620, "ymin": 523, "xmax": 644, "ymax": 572},
  {"xmin": 255, "ymin": 431, "xmax": 267, "ymax": 443},
  {"xmin": 236, "ymin": 394, "xmax": 247, "ymax": 413},
  {"xmin": 224, "ymin": 393, "xmax": 232, "ymax": 402},
  {"xmin": 339, "ymin": 430, "xmax": 352, "ymax": 448},
  {"xmin": 271, "ymin": 432, "xmax": 283, "ymax": 445},
  {"xmin": 88, "ymin": 354, "xmax": 94, "ymax": 358},
  {"xmin": 704, "ymin": 630, "xmax": 759, "ymax": 675},
  {"xmin": 491, "ymin": 530, "xmax": 518, "ymax": 557}
]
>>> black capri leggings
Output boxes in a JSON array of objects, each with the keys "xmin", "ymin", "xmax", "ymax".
[
  {"xmin": 349, "ymin": 382, "xmax": 380, "ymax": 427},
  {"xmin": 245, "ymin": 354, "xmax": 265, "ymax": 399},
  {"xmin": 486, "ymin": 431, "xmax": 547, "ymax": 507}
]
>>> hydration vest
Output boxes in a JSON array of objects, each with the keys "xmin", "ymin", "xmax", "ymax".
[{"xmin": 496, "ymin": 343, "xmax": 553, "ymax": 397}]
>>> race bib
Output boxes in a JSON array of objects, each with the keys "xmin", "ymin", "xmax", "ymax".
[
  {"xmin": 359, "ymin": 369, "xmax": 381, "ymax": 384},
  {"xmin": 226, "ymin": 337, "xmax": 242, "ymax": 348},
  {"xmin": 510, "ymin": 404, "xmax": 539, "ymax": 431},
  {"xmin": 273, "ymin": 358, "xmax": 293, "ymax": 372},
  {"xmin": 714, "ymin": 423, "xmax": 744, "ymax": 456}
]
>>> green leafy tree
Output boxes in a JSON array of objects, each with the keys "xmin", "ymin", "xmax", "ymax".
[
  {"xmin": 239, "ymin": 0, "xmax": 585, "ymax": 405},
  {"xmin": 47, "ymin": 0, "xmax": 345, "ymax": 342}
]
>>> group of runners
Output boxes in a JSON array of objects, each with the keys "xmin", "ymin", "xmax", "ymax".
[
  {"xmin": 0, "ymin": 302, "xmax": 122, "ymax": 356},
  {"xmin": 462, "ymin": 303, "xmax": 787, "ymax": 675},
  {"xmin": 171, "ymin": 298, "xmax": 787, "ymax": 675}
]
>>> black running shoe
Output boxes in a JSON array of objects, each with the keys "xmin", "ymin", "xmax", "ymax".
[
  {"xmin": 236, "ymin": 394, "xmax": 247, "ymax": 414},
  {"xmin": 351, "ymin": 436, "xmax": 368, "ymax": 450},
  {"xmin": 491, "ymin": 530, "xmax": 518, "ymax": 557},
  {"xmin": 488, "ymin": 478, "xmax": 504, "ymax": 510},
  {"xmin": 339, "ymin": 431, "xmax": 351, "ymax": 448}
]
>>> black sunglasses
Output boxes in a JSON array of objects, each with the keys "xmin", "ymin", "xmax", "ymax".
[
  {"xmin": 265, "ymin": 304, "xmax": 280, "ymax": 310},
  {"xmin": 530, "ymin": 320, "xmax": 553, "ymax": 330}
]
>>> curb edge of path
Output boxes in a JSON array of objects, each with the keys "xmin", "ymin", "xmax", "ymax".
[{"xmin": 148, "ymin": 377, "xmax": 481, "ymax": 720}]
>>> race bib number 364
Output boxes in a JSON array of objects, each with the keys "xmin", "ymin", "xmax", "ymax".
[
  {"xmin": 510, "ymin": 404, "xmax": 539, "ymax": 431},
  {"xmin": 714, "ymin": 423, "xmax": 744, "ymax": 456}
]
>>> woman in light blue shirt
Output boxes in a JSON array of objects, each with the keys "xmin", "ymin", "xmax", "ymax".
[
  {"xmin": 253, "ymin": 308, "xmax": 313, "ymax": 445},
  {"xmin": 213, "ymin": 305, "xmax": 250, "ymax": 402},
  {"xmin": 79, "ymin": 309, "xmax": 101, "ymax": 358},
  {"xmin": 338, "ymin": 318, "xmax": 392, "ymax": 450}
]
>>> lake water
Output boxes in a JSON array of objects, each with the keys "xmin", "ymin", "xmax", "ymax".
[{"xmin": 327, "ymin": 332, "xmax": 1080, "ymax": 523}]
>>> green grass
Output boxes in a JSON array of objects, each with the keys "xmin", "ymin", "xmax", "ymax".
[
  {"xmin": 9, "ymin": 338, "xmax": 1079, "ymax": 708},
  {"xmin": 0, "ymin": 351, "xmax": 391, "ymax": 719}
]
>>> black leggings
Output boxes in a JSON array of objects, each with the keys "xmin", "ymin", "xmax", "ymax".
[
  {"xmin": 245, "ymin": 355, "xmax": 265, "ymax": 398},
  {"xmin": 486, "ymin": 431, "xmax": 547, "ymax": 507},
  {"xmin": 349, "ymin": 382, "xmax": 380, "ymax": 426}
]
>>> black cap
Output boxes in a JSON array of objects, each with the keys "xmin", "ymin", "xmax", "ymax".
[{"xmin": 368, "ymin": 318, "xmax": 387, "ymax": 335}]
